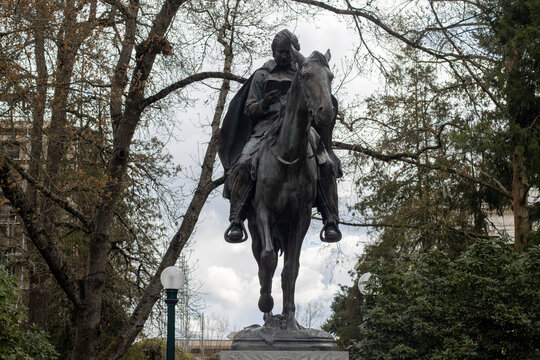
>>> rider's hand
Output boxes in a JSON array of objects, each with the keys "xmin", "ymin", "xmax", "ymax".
[{"xmin": 261, "ymin": 90, "xmax": 281, "ymax": 111}]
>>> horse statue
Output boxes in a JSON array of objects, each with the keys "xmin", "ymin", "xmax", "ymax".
[{"xmin": 246, "ymin": 47, "xmax": 335, "ymax": 330}]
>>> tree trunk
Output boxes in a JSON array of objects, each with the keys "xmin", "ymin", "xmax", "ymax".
[
  {"xmin": 512, "ymin": 145, "xmax": 529, "ymax": 251},
  {"xmin": 27, "ymin": 1, "xmax": 49, "ymax": 331},
  {"xmin": 98, "ymin": 15, "xmax": 236, "ymax": 359},
  {"xmin": 73, "ymin": 2, "xmax": 187, "ymax": 358},
  {"xmin": 28, "ymin": 267, "xmax": 49, "ymax": 330}
]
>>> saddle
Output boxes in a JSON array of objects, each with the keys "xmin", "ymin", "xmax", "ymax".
[{"xmin": 250, "ymin": 127, "xmax": 329, "ymax": 181}]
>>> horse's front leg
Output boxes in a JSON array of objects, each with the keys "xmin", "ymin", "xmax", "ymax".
[
  {"xmin": 281, "ymin": 210, "xmax": 310, "ymax": 330},
  {"xmin": 256, "ymin": 206, "xmax": 277, "ymax": 319}
]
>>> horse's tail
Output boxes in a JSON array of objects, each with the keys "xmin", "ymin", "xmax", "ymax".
[{"xmin": 274, "ymin": 226, "xmax": 285, "ymax": 256}]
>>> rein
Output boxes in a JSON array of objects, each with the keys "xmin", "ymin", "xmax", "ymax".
[{"xmin": 276, "ymin": 154, "xmax": 299, "ymax": 165}]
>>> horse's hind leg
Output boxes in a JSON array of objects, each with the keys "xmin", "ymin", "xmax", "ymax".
[{"xmin": 255, "ymin": 207, "xmax": 277, "ymax": 317}]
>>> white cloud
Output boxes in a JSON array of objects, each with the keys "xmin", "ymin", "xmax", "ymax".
[{"xmin": 205, "ymin": 266, "xmax": 244, "ymax": 304}]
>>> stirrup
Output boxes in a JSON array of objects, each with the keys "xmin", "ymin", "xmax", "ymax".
[
  {"xmin": 224, "ymin": 221, "xmax": 248, "ymax": 243},
  {"xmin": 320, "ymin": 221, "xmax": 342, "ymax": 243}
]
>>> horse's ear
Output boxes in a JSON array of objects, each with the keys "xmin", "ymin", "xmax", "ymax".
[
  {"xmin": 324, "ymin": 49, "xmax": 331, "ymax": 63},
  {"xmin": 290, "ymin": 45, "xmax": 305, "ymax": 68}
]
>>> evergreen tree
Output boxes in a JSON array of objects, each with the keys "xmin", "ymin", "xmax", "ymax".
[
  {"xmin": 324, "ymin": 240, "xmax": 540, "ymax": 359},
  {"xmin": 292, "ymin": 0, "xmax": 540, "ymax": 251}
]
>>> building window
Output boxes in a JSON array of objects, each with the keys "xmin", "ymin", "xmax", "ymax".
[
  {"xmin": 3, "ymin": 264, "xmax": 16, "ymax": 277},
  {"xmin": 4, "ymin": 142, "xmax": 20, "ymax": 160},
  {"xmin": 0, "ymin": 204, "xmax": 17, "ymax": 225},
  {"xmin": 0, "ymin": 224, "xmax": 11, "ymax": 238}
]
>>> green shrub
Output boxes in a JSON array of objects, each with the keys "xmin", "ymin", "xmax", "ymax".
[
  {"xmin": 0, "ymin": 266, "xmax": 59, "ymax": 360},
  {"xmin": 326, "ymin": 240, "xmax": 540, "ymax": 359},
  {"xmin": 120, "ymin": 338, "xmax": 195, "ymax": 360}
]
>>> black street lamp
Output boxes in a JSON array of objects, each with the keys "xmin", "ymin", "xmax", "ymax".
[
  {"xmin": 358, "ymin": 272, "xmax": 377, "ymax": 341},
  {"xmin": 357, "ymin": 272, "xmax": 373, "ymax": 296},
  {"xmin": 160, "ymin": 266, "xmax": 185, "ymax": 360}
]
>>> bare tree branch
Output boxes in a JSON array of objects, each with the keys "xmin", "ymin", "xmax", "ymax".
[
  {"xmin": 333, "ymin": 121, "xmax": 449, "ymax": 161},
  {"xmin": 1, "ymin": 151, "xmax": 92, "ymax": 230},
  {"xmin": 428, "ymin": 1, "xmax": 504, "ymax": 111},
  {"xmin": 334, "ymin": 139, "xmax": 513, "ymax": 199},
  {"xmin": 0, "ymin": 155, "xmax": 83, "ymax": 308},
  {"xmin": 140, "ymin": 72, "xmax": 247, "ymax": 110},
  {"xmin": 290, "ymin": 0, "xmax": 493, "ymax": 63},
  {"xmin": 100, "ymin": 0, "xmax": 131, "ymax": 18},
  {"xmin": 110, "ymin": 0, "xmax": 139, "ymax": 134},
  {"xmin": 312, "ymin": 215, "xmax": 418, "ymax": 229},
  {"xmin": 312, "ymin": 217, "xmax": 495, "ymax": 239}
]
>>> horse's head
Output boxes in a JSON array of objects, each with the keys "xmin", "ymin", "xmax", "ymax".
[{"xmin": 291, "ymin": 46, "xmax": 335, "ymax": 128}]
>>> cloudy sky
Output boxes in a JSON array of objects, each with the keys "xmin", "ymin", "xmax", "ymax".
[
  {"xmin": 167, "ymin": 16, "xmax": 377, "ymax": 336},
  {"xmin": 183, "ymin": 196, "xmax": 368, "ymax": 332}
]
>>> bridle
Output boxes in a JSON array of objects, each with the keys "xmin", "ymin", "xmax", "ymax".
[{"xmin": 275, "ymin": 58, "xmax": 332, "ymax": 166}]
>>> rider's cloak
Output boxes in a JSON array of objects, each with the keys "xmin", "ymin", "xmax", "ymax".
[
  {"xmin": 218, "ymin": 61, "xmax": 275, "ymax": 173},
  {"xmin": 218, "ymin": 60, "xmax": 342, "ymax": 179}
]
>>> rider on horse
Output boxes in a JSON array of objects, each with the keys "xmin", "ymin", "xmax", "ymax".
[{"xmin": 218, "ymin": 29, "xmax": 342, "ymax": 244}]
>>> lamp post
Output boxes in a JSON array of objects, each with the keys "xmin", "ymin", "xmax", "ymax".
[
  {"xmin": 357, "ymin": 272, "xmax": 373, "ymax": 296},
  {"xmin": 358, "ymin": 272, "xmax": 376, "ymax": 341},
  {"xmin": 160, "ymin": 266, "xmax": 185, "ymax": 360}
]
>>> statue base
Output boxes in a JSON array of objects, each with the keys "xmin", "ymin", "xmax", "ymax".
[
  {"xmin": 230, "ymin": 322, "xmax": 338, "ymax": 351},
  {"xmin": 223, "ymin": 316, "xmax": 348, "ymax": 358},
  {"xmin": 220, "ymin": 350, "xmax": 349, "ymax": 360}
]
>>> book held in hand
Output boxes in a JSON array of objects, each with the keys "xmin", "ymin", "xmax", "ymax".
[{"xmin": 264, "ymin": 79, "xmax": 291, "ymax": 96}]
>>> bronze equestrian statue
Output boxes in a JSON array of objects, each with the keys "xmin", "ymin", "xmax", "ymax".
[
  {"xmin": 219, "ymin": 29, "xmax": 341, "ymax": 245},
  {"xmin": 218, "ymin": 30, "xmax": 341, "ymax": 329}
]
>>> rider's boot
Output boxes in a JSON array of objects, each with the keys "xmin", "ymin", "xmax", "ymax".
[
  {"xmin": 224, "ymin": 168, "xmax": 253, "ymax": 243},
  {"xmin": 225, "ymin": 221, "xmax": 245, "ymax": 243},
  {"xmin": 225, "ymin": 201, "xmax": 249, "ymax": 243},
  {"xmin": 321, "ymin": 219, "xmax": 341, "ymax": 243},
  {"xmin": 317, "ymin": 163, "xmax": 342, "ymax": 243}
]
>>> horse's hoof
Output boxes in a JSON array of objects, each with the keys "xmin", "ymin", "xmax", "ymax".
[
  {"xmin": 285, "ymin": 317, "xmax": 300, "ymax": 330},
  {"xmin": 263, "ymin": 312, "xmax": 273, "ymax": 322},
  {"xmin": 321, "ymin": 223, "xmax": 342, "ymax": 243},
  {"xmin": 258, "ymin": 293, "xmax": 274, "ymax": 313}
]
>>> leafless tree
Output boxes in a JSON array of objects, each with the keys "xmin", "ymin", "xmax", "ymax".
[{"xmin": 0, "ymin": 1, "xmax": 287, "ymax": 359}]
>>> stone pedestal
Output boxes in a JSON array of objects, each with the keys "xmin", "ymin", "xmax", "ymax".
[
  {"xmin": 231, "ymin": 324, "xmax": 337, "ymax": 351},
  {"xmin": 220, "ymin": 321, "xmax": 348, "ymax": 359},
  {"xmin": 220, "ymin": 350, "xmax": 349, "ymax": 359}
]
